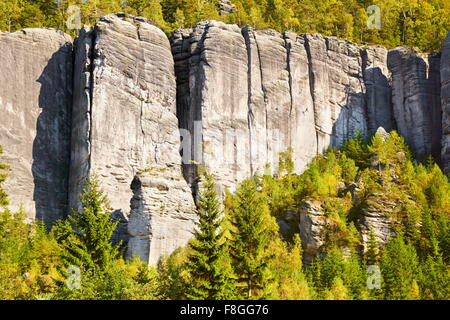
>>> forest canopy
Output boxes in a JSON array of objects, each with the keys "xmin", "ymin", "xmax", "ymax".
[{"xmin": 0, "ymin": 0, "xmax": 448, "ymax": 52}]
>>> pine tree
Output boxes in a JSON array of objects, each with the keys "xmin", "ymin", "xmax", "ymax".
[
  {"xmin": 365, "ymin": 228, "xmax": 380, "ymax": 266},
  {"xmin": 52, "ymin": 175, "xmax": 121, "ymax": 273},
  {"xmin": 186, "ymin": 172, "xmax": 235, "ymax": 300},
  {"xmin": 418, "ymin": 248, "xmax": 450, "ymax": 300},
  {"xmin": 381, "ymin": 234, "xmax": 420, "ymax": 299},
  {"xmin": 324, "ymin": 277, "xmax": 349, "ymax": 300},
  {"xmin": 0, "ymin": 145, "xmax": 10, "ymax": 208},
  {"xmin": 229, "ymin": 179, "xmax": 275, "ymax": 299}
]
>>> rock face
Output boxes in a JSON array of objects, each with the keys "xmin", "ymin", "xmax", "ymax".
[
  {"xmin": 442, "ymin": 31, "xmax": 450, "ymax": 174},
  {"xmin": 388, "ymin": 47, "xmax": 442, "ymax": 160},
  {"xmin": 172, "ymin": 22, "xmax": 399, "ymax": 192},
  {"xmin": 172, "ymin": 21, "xmax": 255, "ymax": 194},
  {"xmin": 298, "ymin": 187, "xmax": 398, "ymax": 265},
  {"xmin": 298, "ymin": 200, "xmax": 327, "ymax": 265},
  {"xmin": 70, "ymin": 14, "xmax": 182, "ymax": 213},
  {"xmin": 0, "ymin": 29, "xmax": 73, "ymax": 226},
  {"xmin": 304, "ymin": 34, "xmax": 368, "ymax": 151},
  {"xmin": 126, "ymin": 167, "xmax": 197, "ymax": 265},
  {"xmin": 69, "ymin": 14, "xmax": 196, "ymax": 260},
  {"xmin": 1, "ymin": 17, "xmax": 448, "ymax": 265},
  {"xmin": 357, "ymin": 195, "xmax": 397, "ymax": 254},
  {"xmin": 363, "ymin": 46, "xmax": 394, "ymax": 133}
]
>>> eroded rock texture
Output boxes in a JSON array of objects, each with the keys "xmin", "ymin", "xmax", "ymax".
[
  {"xmin": 172, "ymin": 22, "xmax": 399, "ymax": 192},
  {"xmin": 126, "ymin": 168, "xmax": 196, "ymax": 265},
  {"xmin": 172, "ymin": 21, "xmax": 253, "ymax": 193},
  {"xmin": 442, "ymin": 31, "xmax": 450, "ymax": 174},
  {"xmin": 362, "ymin": 46, "xmax": 394, "ymax": 133},
  {"xmin": 388, "ymin": 47, "xmax": 442, "ymax": 160},
  {"xmin": 0, "ymin": 29, "xmax": 73, "ymax": 226},
  {"xmin": 298, "ymin": 200, "xmax": 327, "ymax": 265},
  {"xmin": 69, "ymin": 14, "xmax": 196, "ymax": 260},
  {"xmin": 1, "ymin": 17, "xmax": 447, "ymax": 266},
  {"xmin": 357, "ymin": 195, "xmax": 397, "ymax": 254},
  {"xmin": 304, "ymin": 34, "xmax": 368, "ymax": 151}
]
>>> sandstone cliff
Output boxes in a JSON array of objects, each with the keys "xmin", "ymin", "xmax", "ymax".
[
  {"xmin": 0, "ymin": 29, "xmax": 73, "ymax": 226},
  {"xmin": 69, "ymin": 15, "xmax": 196, "ymax": 257},
  {"xmin": 126, "ymin": 167, "xmax": 196, "ymax": 265},
  {"xmin": 0, "ymin": 16, "xmax": 449, "ymax": 266},
  {"xmin": 172, "ymin": 22, "xmax": 439, "ymax": 194},
  {"xmin": 388, "ymin": 47, "xmax": 441, "ymax": 160}
]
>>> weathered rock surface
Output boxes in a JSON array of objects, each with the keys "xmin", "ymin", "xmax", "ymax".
[
  {"xmin": 304, "ymin": 34, "xmax": 368, "ymax": 151},
  {"xmin": 173, "ymin": 22, "xmax": 399, "ymax": 192},
  {"xmin": 70, "ymin": 14, "xmax": 182, "ymax": 213},
  {"xmin": 362, "ymin": 46, "xmax": 394, "ymax": 133},
  {"xmin": 1, "ymin": 17, "xmax": 448, "ymax": 265},
  {"xmin": 299, "ymin": 200, "xmax": 327, "ymax": 264},
  {"xmin": 126, "ymin": 167, "xmax": 197, "ymax": 266},
  {"xmin": 0, "ymin": 29, "xmax": 73, "ymax": 226},
  {"xmin": 388, "ymin": 47, "xmax": 442, "ymax": 160},
  {"xmin": 441, "ymin": 31, "xmax": 450, "ymax": 174},
  {"xmin": 172, "ymin": 21, "xmax": 253, "ymax": 194},
  {"xmin": 69, "ymin": 14, "xmax": 196, "ymax": 261},
  {"xmin": 357, "ymin": 195, "xmax": 397, "ymax": 253}
]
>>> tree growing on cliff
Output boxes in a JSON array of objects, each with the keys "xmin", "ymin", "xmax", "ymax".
[
  {"xmin": 186, "ymin": 172, "xmax": 236, "ymax": 300},
  {"xmin": 0, "ymin": 145, "xmax": 9, "ymax": 208},
  {"xmin": 229, "ymin": 179, "xmax": 276, "ymax": 299},
  {"xmin": 365, "ymin": 229, "xmax": 380, "ymax": 266},
  {"xmin": 52, "ymin": 175, "xmax": 121, "ymax": 273}
]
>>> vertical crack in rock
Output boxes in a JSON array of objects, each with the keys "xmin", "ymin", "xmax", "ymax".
[
  {"xmin": 190, "ymin": 22, "xmax": 211, "ymax": 190},
  {"xmin": 170, "ymin": 28, "xmax": 195, "ymax": 185},
  {"xmin": 70, "ymin": 14, "xmax": 197, "ymax": 263},
  {"xmin": 284, "ymin": 33, "xmax": 294, "ymax": 117},
  {"xmin": 254, "ymin": 32, "xmax": 270, "ymax": 166},
  {"xmin": 361, "ymin": 46, "xmax": 394, "ymax": 134},
  {"xmin": 69, "ymin": 27, "xmax": 95, "ymax": 214},
  {"xmin": 283, "ymin": 32, "xmax": 295, "ymax": 148},
  {"xmin": 87, "ymin": 30, "xmax": 96, "ymax": 170},
  {"xmin": 303, "ymin": 34, "xmax": 321, "ymax": 154},
  {"xmin": 242, "ymin": 26, "xmax": 255, "ymax": 176},
  {"xmin": 388, "ymin": 47, "xmax": 442, "ymax": 161}
]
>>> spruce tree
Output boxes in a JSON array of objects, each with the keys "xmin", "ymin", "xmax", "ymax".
[
  {"xmin": 229, "ymin": 178, "xmax": 275, "ymax": 299},
  {"xmin": 365, "ymin": 228, "xmax": 380, "ymax": 266},
  {"xmin": 186, "ymin": 172, "xmax": 235, "ymax": 300},
  {"xmin": 381, "ymin": 234, "xmax": 420, "ymax": 299},
  {"xmin": 52, "ymin": 175, "xmax": 121, "ymax": 273}
]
